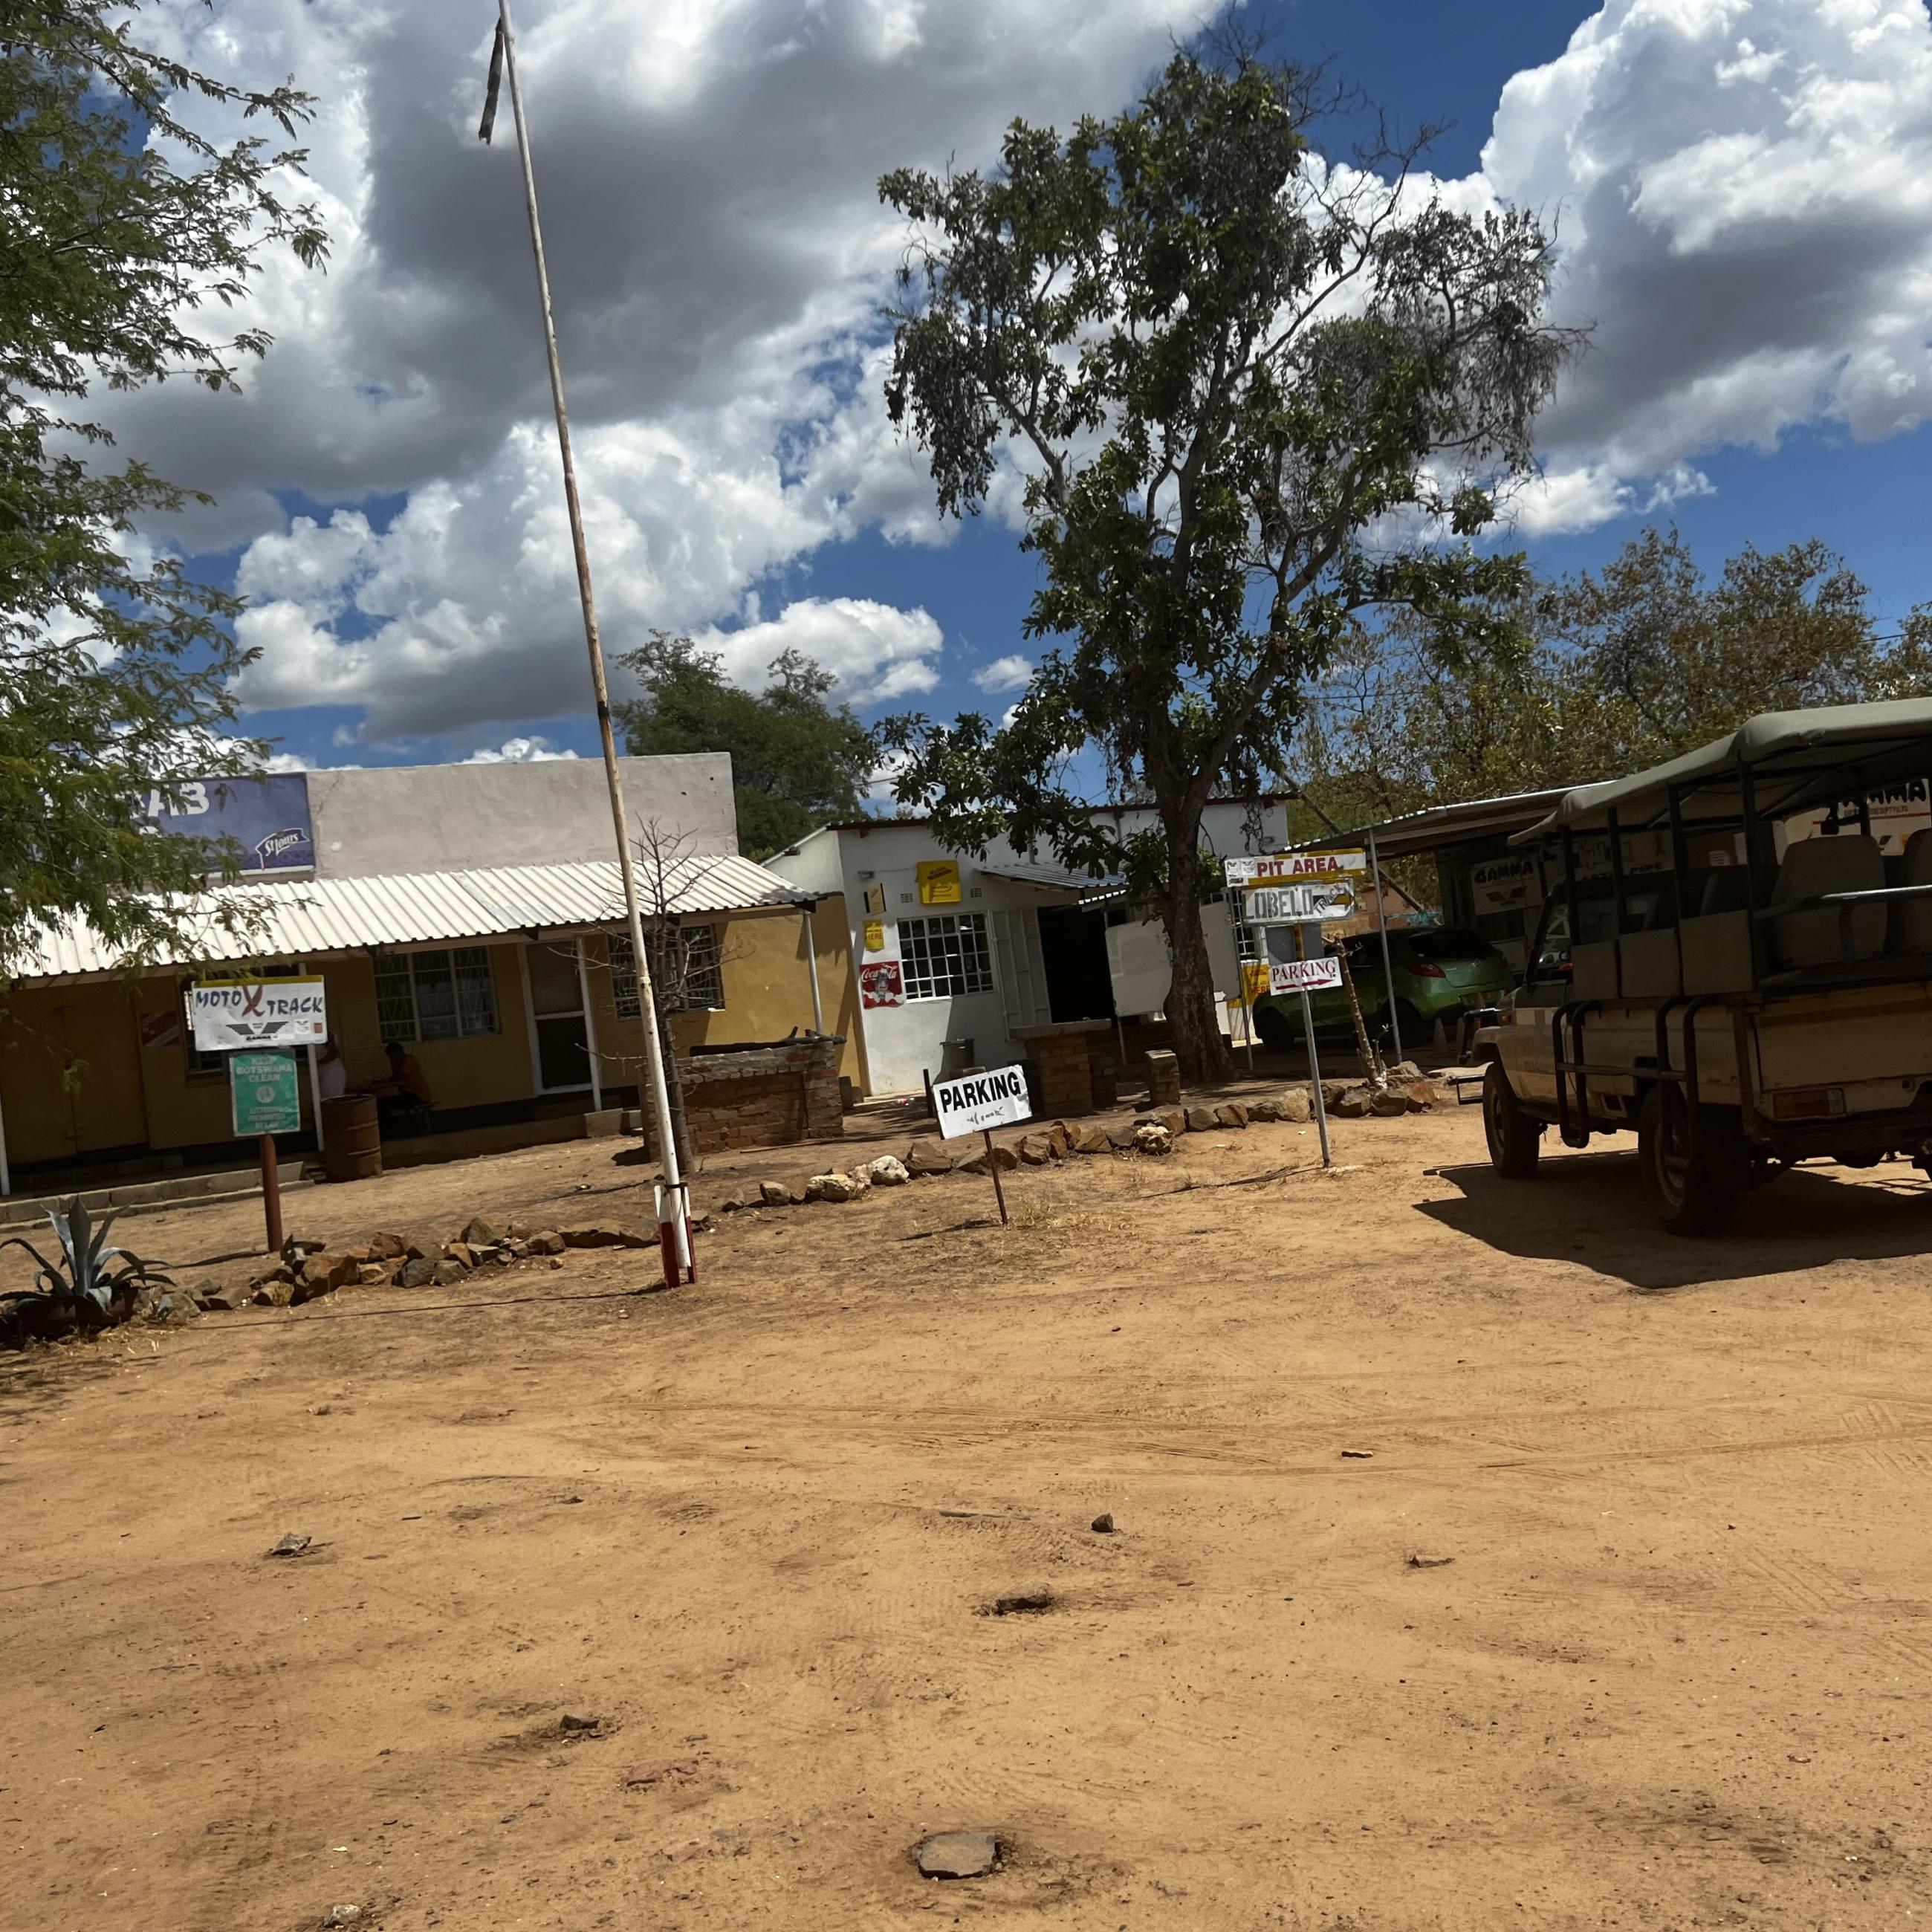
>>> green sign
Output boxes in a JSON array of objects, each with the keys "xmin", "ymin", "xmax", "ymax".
[{"xmin": 230, "ymin": 1050, "xmax": 301, "ymax": 1137}]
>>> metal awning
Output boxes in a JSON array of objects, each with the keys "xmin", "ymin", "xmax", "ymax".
[
  {"xmin": 1286, "ymin": 787, "xmax": 1580, "ymax": 860},
  {"xmin": 1518, "ymin": 699, "xmax": 1932, "ymax": 840},
  {"xmin": 977, "ymin": 860, "xmax": 1124, "ymax": 905},
  {"xmin": 7, "ymin": 853, "xmax": 816, "ymax": 987}
]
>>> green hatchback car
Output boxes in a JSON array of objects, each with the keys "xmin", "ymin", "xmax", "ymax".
[{"xmin": 1254, "ymin": 925, "xmax": 1517, "ymax": 1051}]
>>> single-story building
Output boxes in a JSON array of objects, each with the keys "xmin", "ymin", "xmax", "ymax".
[
  {"xmin": 762, "ymin": 798, "xmax": 1296, "ymax": 1096},
  {"xmin": 0, "ymin": 756, "xmax": 860, "ymax": 1193}
]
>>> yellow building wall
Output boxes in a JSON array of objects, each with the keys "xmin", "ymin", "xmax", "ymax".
[
  {"xmin": 0, "ymin": 980, "xmax": 147, "ymax": 1167},
  {"xmin": 576, "ymin": 904, "xmax": 866, "ymax": 1094}
]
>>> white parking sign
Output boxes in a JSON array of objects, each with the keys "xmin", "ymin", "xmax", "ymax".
[{"xmin": 931, "ymin": 1065, "xmax": 1031, "ymax": 1139}]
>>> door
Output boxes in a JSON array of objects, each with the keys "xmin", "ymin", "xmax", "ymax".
[
  {"xmin": 523, "ymin": 941, "xmax": 590, "ymax": 1091},
  {"xmin": 1037, "ymin": 905, "xmax": 1117, "ymax": 1022}
]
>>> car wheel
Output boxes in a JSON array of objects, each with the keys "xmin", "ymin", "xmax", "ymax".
[
  {"xmin": 1638, "ymin": 1086, "xmax": 1740, "ymax": 1236},
  {"xmin": 1482, "ymin": 1061, "xmax": 1543, "ymax": 1179},
  {"xmin": 1254, "ymin": 1002, "xmax": 1295, "ymax": 1051},
  {"xmin": 1386, "ymin": 999, "xmax": 1426, "ymax": 1058}
]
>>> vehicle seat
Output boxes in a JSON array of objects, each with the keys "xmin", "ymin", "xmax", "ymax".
[
  {"xmin": 1698, "ymin": 866, "xmax": 1751, "ymax": 916},
  {"xmin": 1771, "ymin": 834, "xmax": 1885, "ymax": 966},
  {"xmin": 1890, "ymin": 829, "xmax": 1932, "ymax": 953}
]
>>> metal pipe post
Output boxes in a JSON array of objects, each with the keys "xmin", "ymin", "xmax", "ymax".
[
  {"xmin": 260, "ymin": 1133, "xmax": 283, "ymax": 1256},
  {"xmin": 1300, "ymin": 991, "xmax": 1332, "ymax": 1168},
  {"xmin": 493, "ymin": 0, "xmax": 690, "ymax": 1277},
  {"xmin": 802, "ymin": 907, "xmax": 824, "ymax": 1032},
  {"xmin": 982, "ymin": 1129, "xmax": 1009, "ymax": 1225},
  {"xmin": 306, "ymin": 1043, "xmax": 325, "ymax": 1153},
  {"xmin": 575, "ymin": 936, "xmax": 603, "ymax": 1112},
  {"xmin": 1368, "ymin": 829, "xmax": 1402, "ymax": 1068}
]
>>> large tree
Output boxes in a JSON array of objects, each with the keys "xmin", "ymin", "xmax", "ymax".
[
  {"xmin": 876, "ymin": 48, "xmax": 1569, "ymax": 1079},
  {"xmin": 615, "ymin": 632, "xmax": 877, "ymax": 860},
  {"xmin": 0, "ymin": 3, "xmax": 325, "ymax": 980}
]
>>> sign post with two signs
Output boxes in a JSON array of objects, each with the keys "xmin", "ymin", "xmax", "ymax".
[{"xmin": 192, "ymin": 978, "xmax": 329, "ymax": 1256}]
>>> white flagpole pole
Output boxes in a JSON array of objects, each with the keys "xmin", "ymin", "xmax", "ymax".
[{"xmin": 488, "ymin": 1, "xmax": 691, "ymax": 1280}]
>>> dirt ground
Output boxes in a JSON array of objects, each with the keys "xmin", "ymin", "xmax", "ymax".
[{"xmin": 5, "ymin": 1100, "xmax": 1932, "ymax": 1931}]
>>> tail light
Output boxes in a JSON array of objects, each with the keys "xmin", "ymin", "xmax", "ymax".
[
  {"xmin": 1770, "ymin": 1086, "xmax": 1846, "ymax": 1121},
  {"xmin": 1409, "ymin": 962, "xmax": 1446, "ymax": 979}
]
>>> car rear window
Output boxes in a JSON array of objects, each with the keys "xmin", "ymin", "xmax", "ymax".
[{"xmin": 1407, "ymin": 928, "xmax": 1500, "ymax": 964}]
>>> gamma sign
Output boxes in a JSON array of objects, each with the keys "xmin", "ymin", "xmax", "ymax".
[{"xmin": 931, "ymin": 1064, "xmax": 1032, "ymax": 1140}]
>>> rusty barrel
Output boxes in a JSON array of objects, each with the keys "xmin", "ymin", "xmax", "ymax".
[{"xmin": 322, "ymin": 1095, "xmax": 382, "ymax": 1182}]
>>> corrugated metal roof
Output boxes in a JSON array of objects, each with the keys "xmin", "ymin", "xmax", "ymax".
[
  {"xmin": 10, "ymin": 854, "xmax": 814, "ymax": 985},
  {"xmin": 977, "ymin": 861, "xmax": 1124, "ymax": 895}
]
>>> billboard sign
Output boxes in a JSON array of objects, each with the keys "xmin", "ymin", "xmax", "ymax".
[
  {"xmin": 190, "ymin": 977, "xmax": 328, "ymax": 1052},
  {"xmin": 137, "ymin": 774, "xmax": 314, "ymax": 874}
]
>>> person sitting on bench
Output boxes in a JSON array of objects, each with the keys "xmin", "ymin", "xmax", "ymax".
[{"xmin": 369, "ymin": 1039, "xmax": 435, "ymax": 1136}]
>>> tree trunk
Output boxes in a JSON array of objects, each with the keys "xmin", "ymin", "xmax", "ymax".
[{"xmin": 1161, "ymin": 832, "xmax": 1233, "ymax": 1086}]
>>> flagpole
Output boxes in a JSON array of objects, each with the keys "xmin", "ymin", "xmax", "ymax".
[{"xmin": 484, "ymin": 0, "xmax": 692, "ymax": 1283}]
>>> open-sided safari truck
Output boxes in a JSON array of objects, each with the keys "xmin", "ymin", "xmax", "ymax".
[{"xmin": 1475, "ymin": 700, "xmax": 1932, "ymax": 1234}]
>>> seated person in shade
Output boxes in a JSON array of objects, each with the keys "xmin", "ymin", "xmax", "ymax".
[{"xmin": 369, "ymin": 1039, "xmax": 435, "ymax": 1131}]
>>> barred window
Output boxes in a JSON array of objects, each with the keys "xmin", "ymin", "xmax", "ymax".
[
  {"xmin": 373, "ymin": 947, "xmax": 497, "ymax": 1042},
  {"xmin": 1225, "ymin": 887, "xmax": 1259, "ymax": 962},
  {"xmin": 900, "ymin": 912, "xmax": 993, "ymax": 1000},
  {"xmin": 611, "ymin": 925, "xmax": 724, "ymax": 1016}
]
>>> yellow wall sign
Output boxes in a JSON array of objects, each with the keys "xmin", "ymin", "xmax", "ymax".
[
  {"xmin": 863, "ymin": 919, "xmax": 886, "ymax": 952},
  {"xmin": 917, "ymin": 860, "xmax": 962, "ymax": 905},
  {"xmin": 1239, "ymin": 959, "xmax": 1271, "ymax": 1008}
]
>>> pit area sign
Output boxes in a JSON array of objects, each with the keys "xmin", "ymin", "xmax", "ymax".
[
  {"xmin": 931, "ymin": 1065, "xmax": 1031, "ymax": 1139},
  {"xmin": 1268, "ymin": 956, "xmax": 1343, "ymax": 994},
  {"xmin": 189, "ymin": 976, "xmax": 328, "ymax": 1051},
  {"xmin": 1225, "ymin": 849, "xmax": 1369, "ymax": 887}
]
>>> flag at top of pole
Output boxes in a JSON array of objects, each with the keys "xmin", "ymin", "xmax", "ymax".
[{"xmin": 478, "ymin": 0, "xmax": 693, "ymax": 1286}]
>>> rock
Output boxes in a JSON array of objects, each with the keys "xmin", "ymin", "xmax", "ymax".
[
  {"xmin": 625, "ymin": 1757, "xmax": 699, "ymax": 1787},
  {"xmin": 525, "ymin": 1230, "xmax": 567, "ymax": 1255},
  {"xmin": 140, "ymin": 1286, "xmax": 203, "ymax": 1325},
  {"xmin": 859, "ymin": 1154, "xmax": 910, "ymax": 1187},
  {"xmin": 1247, "ymin": 1097, "xmax": 1285, "ymax": 1122},
  {"xmin": 1133, "ymin": 1124, "xmax": 1173, "ymax": 1155},
  {"xmin": 558, "ymin": 1711, "xmax": 601, "ymax": 1732},
  {"xmin": 759, "ymin": 1180, "xmax": 792, "ymax": 1206},
  {"xmin": 1043, "ymin": 1121, "xmax": 1074, "ymax": 1155},
  {"xmin": 291, "ymin": 1257, "xmax": 350, "ymax": 1305},
  {"xmin": 432, "ymin": 1259, "xmax": 467, "ymax": 1286},
  {"xmin": 957, "ymin": 1143, "xmax": 1018, "ymax": 1175},
  {"xmin": 442, "ymin": 1242, "xmax": 477, "ymax": 1271},
  {"xmin": 267, "ymin": 1532, "xmax": 311, "ymax": 1557},
  {"xmin": 1369, "ymin": 1089, "xmax": 1410, "ymax": 1118},
  {"xmin": 905, "ymin": 1141, "xmax": 953, "ymax": 1178},
  {"xmin": 403, "ymin": 1237, "xmax": 432, "ymax": 1262},
  {"xmin": 714, "ymin": 1188, "xmax": 756, "ymax": 1214},
  {"xmin": 1213, "ymin": 1102, "xmax": 1249, "ymax": 1129},
  {"xmin": 1091, "ymin": 1512, "xmax": 1115, "ymax": 1534},
  {"xmin": 195, "ymin": 1282, "xmax": 246, "ymax": 1313},
  {"xmin": 560, "ymin": 1224, "xmax": 651, "ymax": 1248},
  {"xmin": 1153, "ymin": 1108, "xmax": 1188, "ymax": 1138},
  {"xmin": 1017, "ymin": 1134, "xmax": 1055, "ymax": 1165},
  {"xmin": 322, "ymin": 1908, "xmax": 364, "ymax": 1929},
  {"xmin": 1106, "ymin": 1124, "xmax": 1141, "ymax": 1151},
  {"xmin": 357, "ymin": 1265, "xmax": 389, "ymax": 1286},
  {"xmin": 339, "ymin": 1244, "xmax": 375, "ymax": 1266},
  {"xmin": 788, "ymin": 1182, "xmax": 814, "ymax": 1206},
  {"xmin": 1184, "ymin": 1105, "xmax": 1218, "ymax": 1132},
  {"xmin": 395, "ymin": 1256, "xmax": 438, "ymax": 1289},
  {"xmin": 914, "ymin": 1831, "xmax": 1000, "ymax": 1881},
  {"xmin": 1320, "ymin": 1080, "xmax": 1351, "ymax": 1109},
  {"xmin": 505, "ymin": 1239, "xmax": 531, "ymax": 1260},
  {"xmin": 1332, "ymin": 1087, "xmax": 1374, "ymax": 1118},
  {"xmin": 548, "ymin": 1256, "xmax": 565, "ymax": 1271},
  {"xmin": 1404, "ymin": 1080, "xmax": 1447, "ymax": 1111},
  {"xmin": 251, "ymin": 1280, "xmax": 294, "ymax": 1308},
  {"xmin": 1071, "ymin": 1124, "xmax": 1112, "ymax": 1155},
  {"xmin": 459, "ymin": 1216, "xmax": 501, "ymax": 1247},
  {"xmin": 1278, "ymin": 1086, "xmax": 1313, "ymax": 1124},
  {"xmin": 809, "ymin": 1173, "xmax": 860, "ymax": 1203},
  {"xmin": 1388, "ymin": 1060, "xmax": 1426, "ymax": 1083},
  {"xmin": 369, "ymin": 1232, "xmax": 408, "ymax": 1261}
]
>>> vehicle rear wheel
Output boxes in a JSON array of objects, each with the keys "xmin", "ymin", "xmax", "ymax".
[
  {"xmin": 1254, "ymin": 1002, "xmax": 1295, "ymax": 1051},
  {"xmin": 1384, "ymin": 999, "xmax": 1426, "ymax": 1057},
  {"xmin": 1482, "ymin": 1061, "xmax": 1543, "ymax": 1179},
  {"xmin": 1638, "ymin": 1086, "xmax": 1739, "ymax": 1236}
]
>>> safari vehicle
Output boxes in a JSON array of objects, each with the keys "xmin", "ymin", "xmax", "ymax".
[{"xmin": 1474, "ymin": 701, "xmax": 1932, "ymax": 1235}]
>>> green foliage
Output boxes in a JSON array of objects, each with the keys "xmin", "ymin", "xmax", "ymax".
[
  {"xmin": 614, "ymin": 632, "xmax": 878, "ymax": 859},
  {"xmin": 1297, "ymin": 528, "xmax": 1932, "ymax": 845},
  {"xmin": 0, "ymin": 3, "xmax": 327, "ymax": 980},
  {"xmin": 876, "ymin": 47, "xmax": 1569, "ymax": 1075}
]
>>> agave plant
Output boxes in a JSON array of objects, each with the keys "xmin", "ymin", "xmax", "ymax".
[{"xmin": 0, "ymin": 1198, "xmax": 174, "ymax": 1347}]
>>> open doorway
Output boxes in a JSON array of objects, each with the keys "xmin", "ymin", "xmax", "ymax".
[{"xmin": 1037, "ymin": 905, "xmax": 1118, "ymax": 1022}]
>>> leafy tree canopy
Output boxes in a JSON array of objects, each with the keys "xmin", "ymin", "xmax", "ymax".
[
  {"xmin": 875, "ymin": 45, "xmax": 1570, "ymax": 1077},
  {"xmin": 614, "ymin": 632, "xmax": 878, "ymax": 860},
  {"xmin": 0, "ymin": 1, "xmax": 325, "ymax": 982},
  {"xmin": 1296, "ymin": 528, "xmax": 1932, "ymax": 847}
]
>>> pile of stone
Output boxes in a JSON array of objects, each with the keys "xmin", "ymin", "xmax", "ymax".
[
  {"xmin": 712, "ymin": 1069, "xmax": 1448, "ymax": 1216},
  {"xmin": 234, "ymin": 1216, "xmax": 654, "ymax": 1309}
]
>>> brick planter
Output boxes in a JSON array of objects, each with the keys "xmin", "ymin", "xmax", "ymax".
[{"xmin": 646, "ymin": 1034, "xmax": 844, "ymax": 1155}]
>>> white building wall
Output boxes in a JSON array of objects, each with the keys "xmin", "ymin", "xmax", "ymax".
[{"xmin": 765, "ymin": 800, "xmax": 1291, "ymax": 1096}]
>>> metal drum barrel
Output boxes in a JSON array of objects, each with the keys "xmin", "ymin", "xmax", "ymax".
[{"xmin": 322, "ymin": 1095, "xmax": 382, "ymax": 1182}]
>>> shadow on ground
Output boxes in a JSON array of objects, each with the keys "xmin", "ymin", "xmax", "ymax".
[{"xmin": 1422, "ymin": 1146, "xmax": 1932, "ymax": 1291}]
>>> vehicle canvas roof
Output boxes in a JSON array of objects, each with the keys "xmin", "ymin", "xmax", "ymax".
[{"xmin": 1515, "ymin": 698, "xmax": 1932, "ymax": 841}]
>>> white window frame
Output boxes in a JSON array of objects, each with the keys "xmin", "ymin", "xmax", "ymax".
[
  {"xmin": 899, "ymin": 911, "xmax": 995, "ymax": 1001},
  {"xmin": 373, "ymin": 945, "xmax": 499, "ymax": 1043},
  {"xmin": 611, "ymin": 925, "xmax": 724, "ymax": 1017}
]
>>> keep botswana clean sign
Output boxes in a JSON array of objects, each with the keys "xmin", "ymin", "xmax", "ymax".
[{"xmin": 931, "ymin": 1064, "xmax": 1032, "ymax": 1139}]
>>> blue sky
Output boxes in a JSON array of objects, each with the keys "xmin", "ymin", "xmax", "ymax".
[{"xmin": 120, "ymin": 1, "xmax": 1932, "ymax": 776}]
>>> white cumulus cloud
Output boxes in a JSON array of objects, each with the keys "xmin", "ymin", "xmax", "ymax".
[
  {"xmin": 694, "ymin": 598, "xmax": 943, "ymax": 704},
  {"xmin": 971, "ymin": 654, "xmax": 1034, "ymax": 693}
]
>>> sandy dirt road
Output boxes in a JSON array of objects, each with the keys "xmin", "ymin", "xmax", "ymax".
[{"xmin": 4, "ymin": 1104, "xmax": 1931, "ymax": 1930}]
